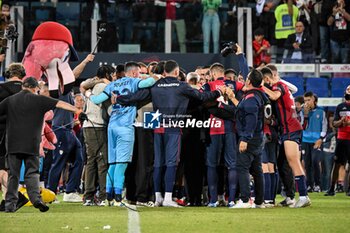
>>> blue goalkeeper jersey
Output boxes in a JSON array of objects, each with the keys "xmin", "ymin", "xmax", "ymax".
[{"xmin": 104, "ymin": 77, "xmax": 141, "ymax": 127}]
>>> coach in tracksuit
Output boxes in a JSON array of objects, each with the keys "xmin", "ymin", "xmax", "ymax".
[{"xmin": 230, "ymin": 69, "xmax": 267, "ymax": 208}]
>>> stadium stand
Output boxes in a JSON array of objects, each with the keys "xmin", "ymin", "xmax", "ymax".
[
  {"xmin": 305, "ymin": 77, "xmax": 329, "ymax": 97},
  {"xmin": 283, "ymin": 76, "xmax": 304, "ymax": 97},
  {"xmin": 331, "ymin": 78, "xmax": 350, "ymax": 97}
]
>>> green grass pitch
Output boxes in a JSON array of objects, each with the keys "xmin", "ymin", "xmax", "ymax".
[{"xmin": 1, "ymin": 193, "xmax": 350, "ymax": 233}]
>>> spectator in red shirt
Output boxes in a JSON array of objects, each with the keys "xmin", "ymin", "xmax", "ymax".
[{"xmin": 253, "ymin": 28, "xmax": 271, "ymax": 68}]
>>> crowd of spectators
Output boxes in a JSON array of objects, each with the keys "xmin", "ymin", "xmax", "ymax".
[
  {"xmin": 3, "ymin": 0, "xmax": 349, "ymax": 63},
  {"xmin": 0, "ymin": 0, "xmax": 349, "ymax": 212}
]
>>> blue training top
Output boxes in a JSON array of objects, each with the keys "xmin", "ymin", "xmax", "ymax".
[
  {"xmin": 302, "ymin": 106, "xmax": 327, "ymax": 143},
  {"xmin": 52, "ymin": 93, "xmax": 74, "ymax": 129},
  {"xmin": 105, "ymin": 77, "xmax": 141, "ymax": 127}
]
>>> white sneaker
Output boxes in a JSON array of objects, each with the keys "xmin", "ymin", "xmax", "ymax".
[
  {"xmin": 106, "ymin": 199, "xmax": 115, "ymax": 207},
  {"xmin": 263, "ymin": 201, "xmax": 275, "ymax": 208},
  {"xmin": 98, "ymin": 201, "xmax": 106, "ymax": 206},
  {"xmin": 207, "ymin": 201, "xmax": 219, "ymax": 208},
  {"xmin": 63, "ymin": 192, "xmax": 83, "ymax": 202},
  {"xmin": 290, "ymin": 196, "xmax": 311, "ymax": 208},
  {"xmin": 227, "ymin": 201, "xmax": 235, "ymax": 208},
  {"xmin": 136, "ymin": 201, "xmax": 155, "ymax": 207},
  {"xmin": 154, "ymin": 197, "xmax": 164, "ymax": 207},
  {"xmin": 313, "ymin": 186, "xmax": 321, "ymax": 193},
  {"xmin": 278, "ymin": 197, "xmax": 295, "ymax": 207},
  {"xmin": 162, "ymin": 200, "xmax": 182, "ymax": 207},
  {"xmin": 230, "ymin": 199, "xmax": 252, "ymax": 209},
  {"xmin": 252, "ymin": 203, "xmax": 266, "ymax": 208},
  {"xmin": 83, "ymin": 200, "xmax": 93, "ymax": 206},
  {"xmin": 113, "ymin": 201, "xmax": 124, "ymax": 207}
]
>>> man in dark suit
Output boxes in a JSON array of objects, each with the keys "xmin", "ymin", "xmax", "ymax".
[{"xmin": 284, "ymin": 21, "xmax": 313, "ymax": 63}]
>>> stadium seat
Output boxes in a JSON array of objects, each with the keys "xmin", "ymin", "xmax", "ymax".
[
  {"xmin": 305, "ymin": 77, "xmax": 329, "ymax": 97},
  {"xmin": 327, "ymin": 107, "xmax": 336, "ymax": 112},
  {"xmin": 331, "ymin": 78, "xmax": 350, "ymax": 97},
  {"xmin": 282, "ymin": 76, "xmax": 304, "ymax": 97}
]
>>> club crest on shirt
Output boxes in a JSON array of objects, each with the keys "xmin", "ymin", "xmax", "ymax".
[{"xmin": 226, "ymin": 83, "xmax": 234, "ymax": 90}]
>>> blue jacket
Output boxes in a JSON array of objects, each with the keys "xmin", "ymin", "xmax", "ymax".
[
  {"xmin": 302, "ymin": 106, "xmax": 327, "ymax": 143},
  {"xmin": 236, "ymin": 89, "xmax": 267, "ymax": 142},
  {"xmin": 117, "ymin": 76, "xmax": 221, "ymax": 121},
  {"xmin": 151, "ymin": 77, "xmax": 220, "ymax": 119}
]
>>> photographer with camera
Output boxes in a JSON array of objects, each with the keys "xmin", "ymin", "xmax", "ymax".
[
  {"xmin": 0, "ymin": 3, "xmax": 12, "ymax": 36},
  {"xmin": 221, "ymin": 42, "xmax": 249, "ymax": 80},
  {"xmin": 0, "ymin": 3, "xmax": 17, "ymax": 69}
]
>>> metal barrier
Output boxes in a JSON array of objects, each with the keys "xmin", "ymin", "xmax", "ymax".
[
  {"xmin": 275, "ymin": 64, "xmax": 350, "ymax": 74},
  {"xmin": 237, "ymin": 7, "xmax": 253, "ymax": 67}
]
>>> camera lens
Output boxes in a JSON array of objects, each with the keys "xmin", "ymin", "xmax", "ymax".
[{"xmin": 221, "ymin": 42, "xmax": 236, "ymax": 57}]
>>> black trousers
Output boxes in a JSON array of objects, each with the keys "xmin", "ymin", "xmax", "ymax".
[
  {"xmin": 237, "ymin": 138, "xmax": 264, "ymax": 205},
  {"xmin": 182, "ymin": 128, "xmax": 205, "ymax": 204},
  {"xmin": 302, "ymin": 142, "xmax": 321, "ymax": 187},
  {"xmin": 41, "ymin": 150, "xmax": 53, "ymax": 186},
  {"xmin": 126, "ymin": 127, "xmax": 154, "ymax": 202},
  {"xmin": 5, "ymin": 153, "xmax": 41, "ymax": 211},
  {"xmin": 277, "ymin": 144, "xmax": 295, "ymax": 199},
  {"xmin": 0, "ymin": 130, "xmax": 6, "ymax": 170}
]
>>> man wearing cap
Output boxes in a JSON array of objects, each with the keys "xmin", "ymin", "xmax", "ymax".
[{"xmin": 0, "ymin": 77, "xmax": 84, "ymax": 212}]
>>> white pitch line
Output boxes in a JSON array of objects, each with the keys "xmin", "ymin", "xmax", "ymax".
[{"xmin": 128, "ymin": 205, "xmax": 141, "ymax": 233}]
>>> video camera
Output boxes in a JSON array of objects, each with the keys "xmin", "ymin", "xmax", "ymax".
[
  {"xmin": 96, "ymin": 23, "xmax": 107, "ymax": 38},
  {"xmin": 4, "ymin": 24, "xmax": 19, "ymax": 41},
  {"xmin": 0, "ymin": 24, "xmax": 19, "ymax": 55},
  {"xmin": 91, "ymin": 23, "xmax": 107, "ymax": 54},
  {"xmin": 221, "ymin": 42, "xmax": 238, "ymax": 57}
]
